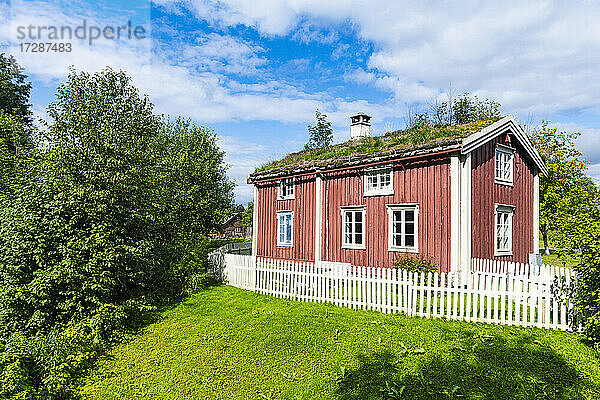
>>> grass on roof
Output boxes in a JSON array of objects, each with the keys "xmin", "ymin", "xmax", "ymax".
[
  {"xmin": 254, "ymin": 118, "xmax": 501, "ymax": 174},
  {"xmin": 80, "ymin": 284, "xmax": 600, "ymax": 399}
]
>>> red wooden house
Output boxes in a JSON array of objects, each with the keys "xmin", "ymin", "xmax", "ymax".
[{"xmin": 247, "ymin": 114, "xmax": 548, "ymax": 276}]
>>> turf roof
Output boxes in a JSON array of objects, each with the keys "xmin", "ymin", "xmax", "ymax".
[{"xmin": 249, "ymin": 118, "xmax": 501, "ymax": 181}]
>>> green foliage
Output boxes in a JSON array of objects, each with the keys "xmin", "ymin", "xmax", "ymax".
[
  {"xmin": 411, "ymin": 93, "xmax": 501, "ymax": 128},
  {"xmin": 392, "ymin": 255, "xmax": 438, "ymax": 273},
  {"xmin": 305, "ymin": 109, "xmax": 333, "ymax": 150},
  {"xmin": 242, "ymin": 201, "xmax": 253, "ymax": 227},
  {"xmin": 558, "ymin": 195, "xmax": 600, "ymax": 342},
  {"xmin": 81, "ymin": 285, "xmax": 600, "ymax": 399},
  {"xmin": 0, "ymin": 67, "xmax": 234, "ymax": 397},
  {"xmin": 0, "ymin": 53, "xmax": 32, "ymax": 127},
  {"xmin": 530, "ymin": 123, "xmax": 600, "ymax": 342},
  {"xmin": 0, "ymin": 111, "xmax": 29, "ymax": 191},
  {"xmin": 256, "ymin": 118, "xmax": 499, "ymax": 174},
  {"xmin": 529, "ymin": 123, "xmax": 597, "ymax": 253},
  {"xmin": 449, "ymin": 93, "xmax": 501, "ymax": 125}
]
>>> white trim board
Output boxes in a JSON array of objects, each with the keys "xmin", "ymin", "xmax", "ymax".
[{"xmin": 461, "ymin": 115, "xmax": 549, "ymax": 176}]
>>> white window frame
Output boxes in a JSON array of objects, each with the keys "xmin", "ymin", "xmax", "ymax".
[
  {"xmin": 386, "ymin": 204, "xmax": 419, "ymax": 253},
  {"xmin": 494, "ymin": 204, "xmax": 514, "ymax": 256},
  {"xmin": 340, "ymin": 206, "xmax": 366, "ymax": 250},
  {"xmin": 276, "ymin": 211, "xmax": 293, "ymax": 247},
  {"xmin": 364, "ymin": 166, "xmax": 394, "ymax": 196},
  {"xmin": 495, "ymin": 145, "xmax": 514, "ymax": 186},
  {"xmin": 277, "ymin": 177, "xmax": 295, "ymax": 200}
]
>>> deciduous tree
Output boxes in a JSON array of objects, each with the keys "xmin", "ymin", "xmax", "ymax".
[
  {"xmin": 306, "ymin": 109, "xmax": 333, "ymax": 149},
  {"xmin": 529, "ymin": 123, "xmax": 596, "ymax": 253}
]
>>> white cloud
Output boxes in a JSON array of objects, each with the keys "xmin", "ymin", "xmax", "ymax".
[
  {"xmin": 165, "ymin": 32, "xmax": 268, "ymax": 76},
  {"xmin": 554, "ymin": 123, "xmax": 600, "ymax": 165},
  {"xmin": 588, "ymin": 164, "xmax": 600, "ymax": 187},
  {"xmin": 165, "ymin": 0, "xmax": 600, "ymax": 116}
]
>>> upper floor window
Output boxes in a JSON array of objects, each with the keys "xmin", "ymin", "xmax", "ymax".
[
  {"xmin": 495, "ymin": 204, "xmax": 514, "ymax": 256},
  {"xmin": 278, "ymin": 178, "xmax": 294, "ymax": 200},
  {"xmin": 277, "ymin": 211, "xmax": 293, "ymax": 247},
  {"xmin": 341, "ymin": 206, "xmax": 366, "ymax": 249},
  {"xmin": 364, "ymin": 166, "xmax": 393, "ymax": 196},
  {"xmin": 495, "ymin": 145, "xmax": 514, "ymax": 185},
  {"xmin": 387, "ymin": 204, "xmax": 419, "ymax": 252}
]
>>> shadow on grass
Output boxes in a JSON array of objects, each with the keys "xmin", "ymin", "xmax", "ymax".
[{"xmin": 336, "ymin": 334, "xmax": 585, "ymax": 399}]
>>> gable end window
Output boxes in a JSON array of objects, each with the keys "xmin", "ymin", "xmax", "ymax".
[
  {"xmin": 278, "ymin": 178, "xmax": 295, "ymax": 200},
  {"xmin": 387, "ymin": 204, "xmax": 419, "ymax": 252},
  {"xmin": 341, "ymin": 206, "xmax": 366, "ymax": 249},
  {"xmin": 495, "ymin": 145, "xmax": 514, "ymax": 185},
  {"xmin": 495, "ymin": 204, "xmax": 514, "ymax": 256},
  {"xmin": 364, "ymin": 166, "xmax": 393, "ymax": 196},
  {"xmin": 277, "ymin": 211, "xmax": 293, "ymax": 247}
]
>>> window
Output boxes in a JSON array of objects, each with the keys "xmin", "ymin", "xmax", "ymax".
[
  {"xmin": 387, "ymin": 204, "xmax": 419, "ymax": 252},
  {"xmin": 277, "ymin": 211, "xmax": 293, "ymax": 247},
  {"xmin": 278, "ymin": 178, "xmax": 294, "ymax": 200},
  {"xmin": 364, "ymin": 166, "xmax": 393, "ymax": 196},
  {"xmin": 495, "ymin": 145, "xmax": 514, "ymax": 185},
  {"xmin": 495, "ymin": 205, "xmax": 514, "ymax": 256},
  {"xmin": 341, "ymin": 206, "xmax": 366, "ymax": 249}
]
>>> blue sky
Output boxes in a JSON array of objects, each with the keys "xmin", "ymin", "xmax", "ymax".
[{"xmin": 2, "ymin": 0, "xmax": 600, "ymax": 204}]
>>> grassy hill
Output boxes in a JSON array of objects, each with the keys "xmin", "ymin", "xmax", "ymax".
[{"xmin": 80, "ymin": 285, "xmax": 600, "ymax": 399}]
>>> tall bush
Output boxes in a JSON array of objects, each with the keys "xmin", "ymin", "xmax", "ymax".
[{"xmin": 0, "ymin": 67, "xmax": 234, "ymax": 397}]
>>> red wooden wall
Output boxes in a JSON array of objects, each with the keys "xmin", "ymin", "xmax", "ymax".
[
  {"xmin": 255, "ymin": 175, "xmax": 316, "ymax": 261},
  {"xmin": 471, "ymin": 134, "xmax": 535, "ymax": 263},
  {"xmin": 321, "ymin": 158, "xmax": 452, "ymax": 272}
]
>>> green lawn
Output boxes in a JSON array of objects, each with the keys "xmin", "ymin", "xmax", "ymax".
[{"xmin": 80, "ymin": 285, "xmax": 600, "ymax": 400}]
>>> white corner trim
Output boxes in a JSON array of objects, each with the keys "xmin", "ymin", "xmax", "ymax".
[
  {"xmin": 252, "ymin": 185, "xmax": 258, "ymax": 256},
  {"xmin": 533, "ymin": 170, "xmax": 540, "ymax": 253},
  {"xmin": 461, "ymin": 115, "xmax": 549, "ymax": 176},
  {"xmin": 315, "ymin": 174, "xmax": 322, "ymax": 262},
  {"xmin": 459, "ymin": 153, "xmax": 471, "ymax": 278},
  {"xmin": 450, "ymin": 156, "xmax": 460, "ymax": 274}
]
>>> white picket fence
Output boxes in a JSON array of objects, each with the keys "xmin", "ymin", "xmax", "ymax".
[
  {"xmin": 471, "ymin": 257, "xmax": 571, "ymax": 278},
  {"xmin": 215, "ymin": 255, "xmax": 578, "ymax": 331}
]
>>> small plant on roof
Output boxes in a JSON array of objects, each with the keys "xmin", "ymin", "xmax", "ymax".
[{"xmin": 305, "ymin": 108, "xmax": 333, "ymax": 150}]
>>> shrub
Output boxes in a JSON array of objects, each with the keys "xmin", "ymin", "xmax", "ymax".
[
  {"xmin": 392, "ymin": 256, "xmax": 438, "ymax": 274},
  {"xmin": 0, "ymin": 68, "xmax": 235, "ymax": 397}
]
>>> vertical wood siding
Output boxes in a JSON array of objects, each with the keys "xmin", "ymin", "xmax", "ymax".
[
  {"xmin": 471, "ymin": 134, "xmax": 535, "ymax": 263},
  {"xmin": 255, "ymin": 176, "xmax": 315, "ymax": 261},
  {"xmin": 321, "ymin": 158, "xmax": 452, "ymax": 272}
]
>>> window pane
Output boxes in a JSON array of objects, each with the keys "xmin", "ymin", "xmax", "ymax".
[
  {"xmin": 355, "ymin": 223, "xmax": 362, "ymax": 235},
  {"xmin": 345, "ymin": 222, "xmax": 352, "ymax": 235},
  {"xmin": 405, "ymin": 210, "xmax": 414, "ymax": 222},
  {"xmin": 394, "ymin": 222, "xmax": 402, "ymax": 235},
  {"xmin": 405, "ymin": 222, "xmax": 414, "ymax": 235},
  {"xmin": 355, "ymin": 212, "xmax": 362, "ymax": 223},
  {"xmin": 405, "ymin": 234, "xmax": 414, "ymax": 247},
  {"xmin": 345, "ymin": 212, "xmax": 352, "ymax": 224},
  {"xmin": 355, "ymin": 233, "xmax": 362, "ymax": 244},
  {"xmin": 393, "ymin": 211, "xmax": 402, "ymax": 223},
  {"xmin": 394, "ymin": 234, "xmax": 402, "ymax": 247}
]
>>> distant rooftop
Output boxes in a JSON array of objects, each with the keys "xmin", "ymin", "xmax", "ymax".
[{"xmin": 248, "ymin": 118, "xmax": 501, "ymax": 182}]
